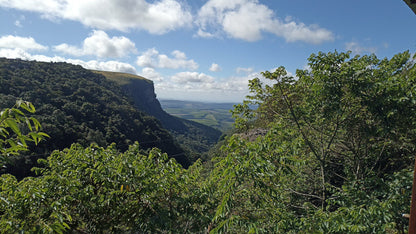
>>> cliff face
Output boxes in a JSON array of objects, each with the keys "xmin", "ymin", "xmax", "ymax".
[
  {"xmin": 95, "ymin": 71, "xmax": 222, "ymax": 159},
  {"xmin": 122, "ymin": 79, "xmax": 175, "ymax": 123},
  {"xmin": 121, "ymin": 79, "xmax": 187, "ymax": 132},
  {"xmin": 92, "ymin": 71, "xmax": 177, "ymax": 126}
]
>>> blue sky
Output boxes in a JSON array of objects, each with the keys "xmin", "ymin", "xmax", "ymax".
[{"xmin": 0, "ymin": 0, "xmax": 415, "ymax": 102}]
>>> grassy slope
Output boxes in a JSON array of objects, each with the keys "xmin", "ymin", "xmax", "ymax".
[{"xmin": 92, "ymin": 70, "xmax": 152, "ymax": 86}]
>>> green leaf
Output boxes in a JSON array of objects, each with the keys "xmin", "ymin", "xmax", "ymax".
[{"xmin": 4, "ymin": 119, "xmax": 21, "ymax": 136}]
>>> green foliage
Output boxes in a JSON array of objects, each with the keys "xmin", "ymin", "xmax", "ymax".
[
  {"xmin": 0, "ymin": 58, "xmax": 187, "ymax": 178},
  {"xmin": 225, "ymin": 50, "xmax": 416, "ymax": 232},
  {"xmin": 205, "ymin": 127, "xmax": 302, "ymax": 233},
  {"xmin": 1, "ymin": 51, "xmax": 415, "ymax": 233},
  {"xmin": 0, "ymin": 143, "xmax": 206, "ymax": 233},
  {"xmin": 0, "ymin": 101, "xmax": 48, "ymax": 164}
]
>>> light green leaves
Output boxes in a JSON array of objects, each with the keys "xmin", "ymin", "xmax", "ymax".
[{"xmin": 0, "ymin": 100, "xmax": 49, "ymax": 162}]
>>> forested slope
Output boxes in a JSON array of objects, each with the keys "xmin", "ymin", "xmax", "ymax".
[
  {"xmin": 95, "ymin": 70, "xmax": 222, "ymax": 161},
  {"xmin": 0, "ymin": 58, "xmax": 189, "ymax": 177}
]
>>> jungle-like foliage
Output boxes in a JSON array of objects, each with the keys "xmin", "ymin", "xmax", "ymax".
[{"xmin": 1, "ymin": 51, "xmax": 415, "ymax": 233}]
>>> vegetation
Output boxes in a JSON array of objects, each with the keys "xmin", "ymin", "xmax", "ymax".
[
  {"xmin": 0, "ymin": 100, "xmax": 48, "ymax": 165},
  {"xmin": 0, "ymin": 58, "xmax": 188, "ymax": 178},
  {"xmin": 0, "ymin": 51, "xmax": 415, "ymax": 233},
  {"xmin": 96, "ymin": 71, "xmax": 222, "ymax": 162}
]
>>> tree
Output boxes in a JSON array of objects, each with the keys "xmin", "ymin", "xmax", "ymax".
[{"xmin": 226, "ymin": 51, "xmax": 415, "ymax": 232}]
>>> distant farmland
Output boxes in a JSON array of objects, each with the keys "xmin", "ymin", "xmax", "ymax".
[{"xmin": 159, "ymin": 100, "xmax": 236, "ymax": 131}]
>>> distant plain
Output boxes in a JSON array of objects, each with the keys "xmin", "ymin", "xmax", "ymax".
[{"xmin": 160, "ymin": 100, "xmax": 236, "ymax": 131}]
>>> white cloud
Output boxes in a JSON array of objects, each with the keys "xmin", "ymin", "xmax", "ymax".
[
  {"xmin": 171, "ymin": 71, "xmax": 215, "ymax": 84},
  {"xmin": 0, "ymin": 48, "xmax": 30, "ymax": 59},
  {"xmin": 136, "ymin": 48, "xmax": 198, "ymax": 70},
  {"xmin": 0, "ymin": 48, "xmax": 137, "ymax": 74},
  {"xmin": 139, "ymin": 67, "xmax": 163, "ymax": 81},
  {"xmin": 345, "ymin": 41, "xmax": 377, "ymax": 55},
  {"xmin": 220, "ymin": 72, "xmax": 259, "ymax": 91},
  {"xmin": 54, "ymin": 30, "xmax": 136, "ymax": 58},
  {"xmin": 80, "ymin": 60, "xmax": 137, "ymax": 74},
  {"xmin": 196, "ymin": 0, "xmax": 334, "ymax": 43},
  {"xmin": 155, "ymin": 69, "xmax": 259, "ymax": 102},
  {"xmin": 0, "ymin": 35, "xmax": 47, "ymax": 51},
  {"xmin": 164, "ymin": 65, "xmax": 260, "ymax": 93},
  {"xmin": 195, "ymin": 28, "xmax": 215, "ymax": 38},
  {"xmin": 0, "ymin": 0, "xmax": 192, "ymax": 34},
  {"xmin": 209, "ymin": 63, "xmax": 221, "ymax": 72}
]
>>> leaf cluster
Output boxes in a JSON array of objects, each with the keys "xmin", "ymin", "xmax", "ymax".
[
  {"xmin": 0, "ymin": 143, "xmax": 206, "ymax": 233},
  {"xmin": 0, "ymin": 100, "xmax": 48, "ymax": 165}
]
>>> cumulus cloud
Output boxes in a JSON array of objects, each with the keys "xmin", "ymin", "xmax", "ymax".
[
  {"xmin": 139, "ymin": 67, "xmax": 164, "ymax": 81},
  {"xmin": 0, "ymin": 48, "xmax": 137, "ymax": 74},
  {"xmin": 155, "ymin": 69, "xmax": 259, "ymax": 102},
  {"xmin": 0, "ymin": 35, "xmax": 47, "ymax": 51},
  {"xmin": 80, "ymin": 60, "xmax": 137, "ymax": 74},
  {"xmin": 209, "ymin": 63, "xmax": 221, "ymax": 72},
  {"xmin": 137, "ymin": 48, "xmax": 198, "ymax": 70},
  {"xmin": 0, "ymin": 0, "xmax": 192, "ymax": 34},
  {"xmin": 196, "ymin": 0, "xmax": 334, "ymax": 43},
  {"xmin": 171, "ymin": 71, "xmax": 215, "ymax": 84},
  {"xmin": 54, "ymin": 30, "xmax": 136, "ymax": 58}
]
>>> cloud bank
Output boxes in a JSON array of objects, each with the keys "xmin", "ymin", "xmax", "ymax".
[
  {"xmin": 0, "ymin": 35, "xmax": 47, "ymax": 51},
  {"xmin": 0, "ymin": 0, "xmax": 334, "ymax": 43},
  {"xmin": 196, "ymin": 0, "xmax": 334, "ymax": 43},
  {"xmin": 54, "ymin": 30, "xmax": 137, "ymax": 58},
  {"xmin": 137, "ymin": 48, "xmax": 198, "ymax": 70},
  {"xmin": 0, "ymin": 0, "xmax": 193, "ymax": 34}
]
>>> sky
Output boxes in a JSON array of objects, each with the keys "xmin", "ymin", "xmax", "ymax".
[{"xmin": 0, "ymin": 0, "xmax": 415, "ymax": 103}]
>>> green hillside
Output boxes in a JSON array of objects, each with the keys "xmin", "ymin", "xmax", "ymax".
[
  {"xmin": 96, "ymin": 71, "xmax": 222, "ymax": 161},
  {"xmin": 0, "ymin": 58, "xmax": 188, "ymax": 178}
]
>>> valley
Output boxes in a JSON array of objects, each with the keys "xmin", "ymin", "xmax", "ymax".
[{"xmin": 159, "ymin": 99, "xmax": 236, "ymax": 131}]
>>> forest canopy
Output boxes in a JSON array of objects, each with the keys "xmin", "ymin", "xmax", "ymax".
[{"xmin": 0, "ymin": 51, "xmax": 415, "ymax": 233}]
